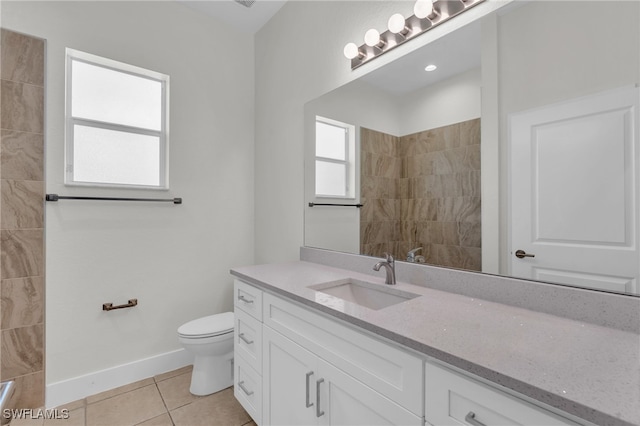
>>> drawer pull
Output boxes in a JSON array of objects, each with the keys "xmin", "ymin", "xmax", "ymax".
[
  {"xmin": 238, "ymin": 333, "xmax": 254, "ymax": 345},
  {"xmin": 305, "ymin": 371, "xmax": 314, "ymax": 408},
  {"xmin": 465, "ymin": 412, "xmax": 486, "ymax": 426},
  {"xmin": 316, "ymin": 378, "xmax": 325, "ymax": 417},
  {"xmin": 238, "ymin": 294, "xmax": 254, "ymax": 304},
  {"xmin": 238, "ymin": 380, "xmax": 254, "ymax": 396}
]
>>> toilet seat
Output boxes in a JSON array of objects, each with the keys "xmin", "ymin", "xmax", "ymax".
[{"xmin": 178, "ymin": 312, "xmax": 234, "ymax": 339}]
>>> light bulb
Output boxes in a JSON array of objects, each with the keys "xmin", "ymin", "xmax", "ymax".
[
  {"xmin": 414, "ymin": 0, "xmax": 434, "ymax": 19},
  {"xmin": 364, "ymin": 28, "xmax": 381, "ymax": 47},
  {"xmin": 343, "ymin": 43, "xmax": 360, "ymax": 59},
  {"xmin": 388, "ymin": 13, "xmax": 406, "ymax": 34}
]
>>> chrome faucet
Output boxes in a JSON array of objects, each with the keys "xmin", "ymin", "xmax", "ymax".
[
  {"xmin": 373, "ymin": 253, "xmax": 396, "ymax": 285},
  {"xmin": 407, "ymin": 247, "xmax": 425, "ymax": 263}
]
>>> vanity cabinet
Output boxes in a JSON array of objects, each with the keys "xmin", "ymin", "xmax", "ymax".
[
  {"xmin": 234, "ymin": 278, "xmax": 579, "ymax": 426},
  {"xmin": 234, "ymin": 279, "xmax": 422, "ymax": 426},
  {"xmin": 262, "ymin": 303, "xmax": 422, "ymax": 426},
  {"xmin": 262, "ymin": 292, "xmax": 423, "ymax": 416}
]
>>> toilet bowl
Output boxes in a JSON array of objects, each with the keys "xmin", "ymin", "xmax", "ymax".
[{"xmin": 178, "ymin": 312, "xmax": 234, "ymax": 396}]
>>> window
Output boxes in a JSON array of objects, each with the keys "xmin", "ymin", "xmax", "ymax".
[
  {"xmin": 65, "ymin": 49, "xmax": 169, "ymax": 189},
  {"xmin": 315, "ymin": 117, "xmax": 355, "ymax": 198}
]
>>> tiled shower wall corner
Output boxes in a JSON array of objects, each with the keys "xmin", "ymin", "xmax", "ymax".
[
  {"xmin": 360, "ymin": 128, "xmax": 401, "ymax": 259},
  {"xmin": 0, "ymin": 28, "xmax": 46, "ymax": 408},
  {"xmin": 360, "ymin": 119, "xmax": 481, "ymax": 271}
]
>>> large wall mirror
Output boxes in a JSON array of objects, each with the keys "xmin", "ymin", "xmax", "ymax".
[{"xmin": 304, "ymin": 0, "xmax": 640, "ymax": 296}]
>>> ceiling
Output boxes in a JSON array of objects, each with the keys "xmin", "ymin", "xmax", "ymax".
[
  {"xmin": 360, "ymin": 19, "xmax": 482, "ymax": 96},
  {"xmin": 178, "ymin": 0, "xmax": 287, "ymax": 34}
]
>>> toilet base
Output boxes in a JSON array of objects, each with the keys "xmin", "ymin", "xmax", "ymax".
[{"xmin": 189, "ymin": 353, "xmax": 233, "ymax": 396}]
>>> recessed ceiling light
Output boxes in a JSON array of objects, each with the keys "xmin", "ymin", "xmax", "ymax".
[{"xmin": 424, "ymin": 64, "xmax": 437, "ymax": 72}]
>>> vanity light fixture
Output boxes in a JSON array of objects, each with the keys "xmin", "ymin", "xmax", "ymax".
[
  {"xmin": 364, "ymin": 28, "xmax": 385, "ymax": 48},
  {"xmin": 343, "ymin": 0, "xmax": 485, "ymax": 70},
  {"xmin": 388, "ymin": 13, "xmax": 410, "ymax": 36},
  {"xmin": 343, "ymin": 42, "xmax": 364, "ymax": 60},
  {"xmin": 425, "ymin": 64, "xmax": 437, "ymax": 72},
  {"xmin": 413, "ymin": 0, "xmax": 435, "ymax": 19}
]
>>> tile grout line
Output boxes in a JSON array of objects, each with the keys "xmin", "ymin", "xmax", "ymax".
[{"xmin": 152, "ymin": 379, "xmax": 175, "ymax": 426}]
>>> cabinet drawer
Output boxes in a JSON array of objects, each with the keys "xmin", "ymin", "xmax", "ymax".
[
  {"xmin": 425, "ymin": 362, "xmax": 578, "ymax": 426},
  {"xmin": 234, "ymin": 355, "xmax": 262, "ymax": 425},
  {"xmin": 234, "ymin": 279, "xmax": 263, "ymax": 320},
  {"xmin": 263, "ymin": 292, "xmax": 423, "ymax": 416},
  {"xmin": 235, "ymin": 308, "xmax": 262, "ymax": 374}
]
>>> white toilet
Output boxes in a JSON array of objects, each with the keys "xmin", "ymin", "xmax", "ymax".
[{"xmin": 177, "ymin": 312, "xmax": 234, "ymax": 396}]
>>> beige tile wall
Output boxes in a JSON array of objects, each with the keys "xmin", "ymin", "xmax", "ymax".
[
  {"xmin": 0, "ymin": 28, "xmax": 46, "ymax": 408},
  {"xmin": 360, "ymin": 118, "xmax": 481, "ymax": 271},
  {"xmin": 360, "ymin": 128, "xmax": 401, "ymax": 258}
]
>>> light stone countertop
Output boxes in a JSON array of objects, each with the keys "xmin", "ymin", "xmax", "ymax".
[{"xmin": 231, "ymin": 260, "xmax": 640, "ymax": 426}]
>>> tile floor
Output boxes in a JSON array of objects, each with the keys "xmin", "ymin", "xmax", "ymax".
[{"xmin": 10, "ymin": 366, "xmax": 255, "ymax": 426}]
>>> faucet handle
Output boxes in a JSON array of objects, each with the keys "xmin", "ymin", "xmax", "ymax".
[
  {"xmin": 406, "ymin": 247, "xmax": 423, "ymax": 262},
  {"xmin": 383, "ymin": 252, "xmax": 394, "ymax": 263}
]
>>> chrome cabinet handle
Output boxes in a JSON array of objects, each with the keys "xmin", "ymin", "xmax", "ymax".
[
  {"xmin": 238, "ymin": 294, "xmax": 254, "ymax": 304},
  {"xmin": 515, "ymin": 249, "xmax": 535, "ymax": 259},
  {"xmin": 305, "ymin": 371, "xmax": 314, "ymax": 408},
  {"xmin": 465, "ymin": 412, "xmax": 486, "ymax": 426},
  {"xmin": 238, "ymin": 380, "xmax": 254, "ymax": 396},
  {"xmin": 238, "ymin": 333, "xmax": 254, "ymax": 345},
  {"xmin": 316, "ymin": 378, "xmax": 325, "ymax": 417}
]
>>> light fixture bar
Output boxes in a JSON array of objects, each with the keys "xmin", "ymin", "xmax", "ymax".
[{"xmin": 347, "ymin": 0, "xmax": 485, "ymax": 70}]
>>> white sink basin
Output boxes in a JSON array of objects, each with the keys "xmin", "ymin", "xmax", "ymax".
[{"xmin": 310, "ymin": 278, "xmax": 420, "ymax": 310}]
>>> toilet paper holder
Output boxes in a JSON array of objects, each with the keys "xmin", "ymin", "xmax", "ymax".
[{"xmin": 103, "ymin": 298, "xmax": 138, "ymax": 311}]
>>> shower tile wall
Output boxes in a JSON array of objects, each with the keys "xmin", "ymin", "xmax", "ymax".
[
  {"xmin": 361, "ymin": 119, "xmax": 481, "ymax": 271},
  {"xmin": 360, "ymin": 128, "xmax": 401, "ymax": 258},
  {"xmin": 0, "ymin": 28, "xmax": 46, "ymax": 408}
]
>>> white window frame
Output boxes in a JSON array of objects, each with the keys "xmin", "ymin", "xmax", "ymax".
[
  {"xmin": 65, "ymin": 48, "xmax": 170, "ymax": 189},
  {"xmin": 314, "ymin": 116, "xmax": 356, "ymax": 199}
]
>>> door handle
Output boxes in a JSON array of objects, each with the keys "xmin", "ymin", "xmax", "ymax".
[
  {"xmin": 316, "ymin": 378, "xmax": 325, "ymax": 417},
  {"xmin": 465, "ymin": 412, "xmax": 487, "ymax": 426},
  {"xmin": 237, "ymin": 294, "xmax": 254, "ymax": 304},
  {"xmin": 238, "ymin": 380, "xmax": 254, "ymax": 396},
  {"xmin": 305, "ymin": 371, "xmax": 314, "ymax": 408},
  {"xmin": 238, "ymin": 333, "xmax": 254, "ymax": 345},
  {"xmin": 515, "ymin": 249, "xmax": 535, "ymax": 259}
]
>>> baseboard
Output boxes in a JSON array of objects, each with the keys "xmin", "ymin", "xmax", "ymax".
[{"xmin": 45, "ymin": 349, "xmax": 193, "ymax": 408}]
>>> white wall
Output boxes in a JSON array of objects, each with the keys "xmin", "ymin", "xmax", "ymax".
[
  {"xmin": 399, "ymin": 67, "xmax": 481, "ymax": 136},
  {"xmin": 1, "ymin": 0, "xmax": 254, "ymax": 391}
]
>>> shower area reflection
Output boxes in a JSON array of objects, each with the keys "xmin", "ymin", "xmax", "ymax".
[{"xmin": 360, "ymin": 118, "xmax": 481, "ymax": 270}]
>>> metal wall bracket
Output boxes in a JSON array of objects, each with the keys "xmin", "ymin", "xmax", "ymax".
[{"xmin": 103, "ymin": 299, "xmax": 138, "ymax": 311}]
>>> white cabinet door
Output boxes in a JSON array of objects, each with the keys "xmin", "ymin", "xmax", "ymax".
[
  {"xmin": 263, "ymin": 324, "xmax": 422, "ymax": 426},
  {"xmin": 263, "ymin": 292, "xmax": 423, "ymax": 415},
  {"xmin": 317, "ymin": 359, "xmax": 422, "ymax": 426},
  {"xmin": 263, "ymin": 326, "xmax": 319, "ymax": 426}
]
